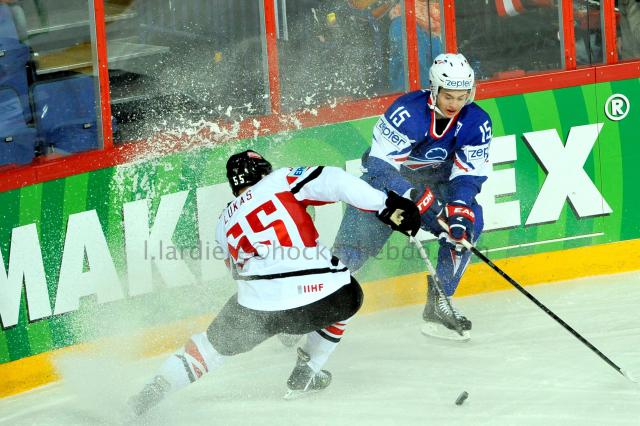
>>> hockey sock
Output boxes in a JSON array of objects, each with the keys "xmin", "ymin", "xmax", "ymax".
[
  {"xmin": 436, "ymin": 245, "xmax": 472, "ymax": 296},
  {"xmin": 302, "ymin": 317, "xmax": 352, "ymax": 372},
  {"xmin": 155, "ymin": 332, "xmax": 227, "ymax": 393}
]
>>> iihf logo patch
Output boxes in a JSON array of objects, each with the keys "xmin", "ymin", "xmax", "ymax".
[{"xmin": 298, "ymin": 283, "xmax": 324, "ymax": 294}]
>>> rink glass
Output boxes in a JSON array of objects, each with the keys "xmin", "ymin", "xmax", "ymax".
[{"xmin": 101, "ymin": 0, "xmax": 267, "ymax": 142}]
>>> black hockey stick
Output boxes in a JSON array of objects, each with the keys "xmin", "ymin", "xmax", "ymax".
[
  {"xmin": 437, "ymin": 219, "xmax": 636, "ymax": 383},
  {"xmin": 410, "ymin": 236, "xmax": 465, "ymax": 337}
]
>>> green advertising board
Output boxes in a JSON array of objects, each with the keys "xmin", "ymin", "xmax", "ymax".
[{"xmin": 0, "ymin": 79, "xmax": 638, "ymax": 367}]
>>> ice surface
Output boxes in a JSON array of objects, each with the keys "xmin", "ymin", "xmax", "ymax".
[{"xmin": 1, "ymin": 271, "xmax": 639, "ymax": 425}]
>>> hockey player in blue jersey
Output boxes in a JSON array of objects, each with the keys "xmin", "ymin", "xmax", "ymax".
[{"xmin": 333, "ymin": 52, "xmax": 492, "ymax": 340}]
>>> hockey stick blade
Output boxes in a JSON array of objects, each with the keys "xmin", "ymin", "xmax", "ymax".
[
  {"xmin": 435, "ymin": 219, "xmax": 635, "ymax": 383},
  {"xmin": 621, "ymin": 369, "xmax": 639, "ymax": 385}
]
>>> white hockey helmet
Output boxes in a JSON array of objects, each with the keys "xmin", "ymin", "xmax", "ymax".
[{"xmin": 429, "ymin": 53, "xmax": 476, "ymax": 107}]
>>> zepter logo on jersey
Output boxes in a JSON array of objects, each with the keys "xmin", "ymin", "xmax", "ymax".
[
  {"xmin": 374, "ymin": 116, "xmax": 412, "ymax": 149},
  {"xmin": 452, "ymin": 143, "xmax": 490, "ymax": 177},
  {"xmin": 463, "ymin": 144, "xmax": 490, "ymax": 164}
]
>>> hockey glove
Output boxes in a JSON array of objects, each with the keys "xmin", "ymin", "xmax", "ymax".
[
  {"xmin": 412, "ymin": 187, "xmax": 444, "ymax": 235},
  {"xmin": 439, "ymin": 203, "xmax": 475, "ymax": 253},
  {"xmin": 377, "ymin": 191, "xmax": 421, "ymax": 236}
]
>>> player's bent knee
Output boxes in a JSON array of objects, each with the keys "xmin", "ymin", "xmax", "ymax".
[
  {"xmin": 206, "ymin": 320, "xmax": 246, "ymax": 356},
  {"xmin": 207, "ymin": 333, "xmax": 249, "ymax": 356},
  {"xmin": 207, "ymin": 319, "xmax": 269, "ymax": 356},
  {"xmin": 331, "ymin": 279, "xmax": 364, "ymax": 321},
  {"xmin": 346, "ymin": 279, "xmax": 364, "ymax": 316}
]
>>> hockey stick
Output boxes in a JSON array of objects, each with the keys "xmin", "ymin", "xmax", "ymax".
[
  {"xmin": 409, "ymin": 236, "xmax": 465, "ymax": 337},
  {"xmin": 437, "ymin": 219, "xmax": 637, "ymax": 383}
]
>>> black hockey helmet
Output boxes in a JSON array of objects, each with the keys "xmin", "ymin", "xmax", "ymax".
[{"xmin": 226, "ymin": 150, "xmax": 273, "ymax": 196}]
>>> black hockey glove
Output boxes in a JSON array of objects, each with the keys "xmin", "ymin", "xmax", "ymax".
[
  {"xmin": 412, "ymin": 187, "xmax": 444, "ymax": 235},
  {"xmin": 439, "ymin": 202, "xmax": 475, "ymax": 254},
  {"xmin": 377, "ymin": 191, "xmax": 421, "ymax": 236}
]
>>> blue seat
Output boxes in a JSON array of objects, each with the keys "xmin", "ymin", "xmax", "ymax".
[
  {"xmin": 0, "ymin": 36, "xmax": 31, "ymax": 122},
  {"xmin": 0, "ymin": 86, "xmax": 37, "ymax": 166},
  {"xmin": 0, "ymin": 4, "xmax": 19, "ymax": 40},
  {"xmin": 31, "ymin": 75, "xmax": 102, "ymax": 154}
]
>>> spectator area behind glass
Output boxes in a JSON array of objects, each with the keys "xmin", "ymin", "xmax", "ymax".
[
  {"xmin": 618, "ymin": 0, "xmax": 640, "ymax": 60},
  {"xmin": 15, "ymin": 0, "xmax": 266, "ymax": 143},
  {"xmin": 456, "ymin": 0, "xmax": 562, "ymax": 80},
  {"xmin": 0, "ymin": 0, "xmax": 635, "ymax": 162},
  {"xmin": 0, "ymin": 0, "xmax": 103, "ymax": 164},
  {"xmin": 106, "ymin": 0, "xmax": 266, "ymax": 141},
  {"xmin": 278, "ymin": 0, "xmax": 411, "ymax": 113}
]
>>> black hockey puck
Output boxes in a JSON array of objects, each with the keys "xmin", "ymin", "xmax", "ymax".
[{"xmin": 455, "ymin": 391, "xmax": 469, "ymax": 405}]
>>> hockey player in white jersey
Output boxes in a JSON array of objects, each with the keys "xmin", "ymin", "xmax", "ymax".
[{"xmin": 128, "ymin": 150, "xmax": 420, "ymax": 415}]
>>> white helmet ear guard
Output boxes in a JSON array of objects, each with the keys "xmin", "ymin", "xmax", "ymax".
[{"xmin": 428, "ymin": 53, "xmax": 476, "ymax": 108}]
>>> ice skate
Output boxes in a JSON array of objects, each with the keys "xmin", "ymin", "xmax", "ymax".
[
  {"xmin": 421, "ymin": 276, "xmax": 471, "ymax": 341},
  {"xmin": 284, "ymin": 348, "xmax": 332, "ymax": 400},
  {"xmin": 128, "ymin": 375, "xmax": 171, "ymax": 416}
]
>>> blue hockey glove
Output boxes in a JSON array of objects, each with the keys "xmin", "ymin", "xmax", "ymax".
[
  {"xmin": 440, "ymin": 203, "xmax": 475, "ymax": 254},
  {"xmin": 412, "ymin": 187, "xmax": 444, "ymax": 235}
]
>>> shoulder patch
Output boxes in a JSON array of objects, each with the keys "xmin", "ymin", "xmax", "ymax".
[
  {"xmin": 287, "ymin": 166, "xmax": 309, "ymax": 185},
  {"xmin": 288, "ymin": 167, "xmax": 308, "ymax": 177}
]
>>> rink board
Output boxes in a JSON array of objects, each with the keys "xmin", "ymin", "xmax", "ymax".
[{"xmin": 0, "ymin": 79, "xmax": 639, "ymax": 396}]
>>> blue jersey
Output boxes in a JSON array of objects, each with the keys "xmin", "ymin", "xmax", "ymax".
[{"xmin": 365, "ymin": 90, "xmax": 492, "ymax": 205}]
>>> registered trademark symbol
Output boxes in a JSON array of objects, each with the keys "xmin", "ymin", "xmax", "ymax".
[{"xmin": 605, "ymin": 94, "xmax": 630, "ymax": 121}]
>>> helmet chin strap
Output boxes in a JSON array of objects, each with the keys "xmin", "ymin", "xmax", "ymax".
[
  {"xmin": 429, "ymin": 87, "xmax": 449, "ymax": 119},
  {"xmin": 432, "ymin": 104, "xmax": 447, "ymax": 119},
  {"xmin": 428, "ymin": 88, "xmax": 444, "ymax": 117},
  {"xmin": 428, "ymin": 98, "xmax": 448, "ymax": 120}
]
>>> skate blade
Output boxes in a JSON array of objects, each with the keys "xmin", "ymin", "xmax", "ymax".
[
  {"xmin": 283, "ymin": 388, "xmax": 324, "ymax": 400},
  {"xmin": 421, "ymin": 322, "xmax": 470, "ymax": 342}
]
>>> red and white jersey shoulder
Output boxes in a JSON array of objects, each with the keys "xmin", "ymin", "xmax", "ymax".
[{"xmin": 215, "ymin": 166, "xmax": 386, "ymax": 311}]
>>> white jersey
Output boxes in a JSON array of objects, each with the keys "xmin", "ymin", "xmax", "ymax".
[{"xmin": 216, "ymin": 166, "xmax": 387, "ymax": 311}]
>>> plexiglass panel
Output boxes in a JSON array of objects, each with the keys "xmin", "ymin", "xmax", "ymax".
[
  {"xmin": 455, "ymin": 0, "xmax": 562, "ymax": 80},
  {"xmin": 277, "ymin": 0, "xmax": 402, "ymax": 112},
  {"xmin": 618, "ymin": 0, "xmax": 640, "ymax": 60},
  {"xmin": 574, "ymin": 0, "xmax": 605, "ymax": 65},
  {"xmin": 415, "ymin": 0, "xmax": 443, "ymax": 89},
  {"xmin": 104, "ymin": 0, "xmax": 266, "ymax": 141}
]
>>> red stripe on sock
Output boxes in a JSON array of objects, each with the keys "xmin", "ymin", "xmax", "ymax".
[
  {"xmin": 325, "ymin": 325, "xmax": 345, "ymax": 336},
  {"xmin": 185, "ymin": 339, "xmax": 208, "ymax": 372},
  {"xmin": 192, "ymin": 364, "xmax": 203, "ymax": 378}
]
